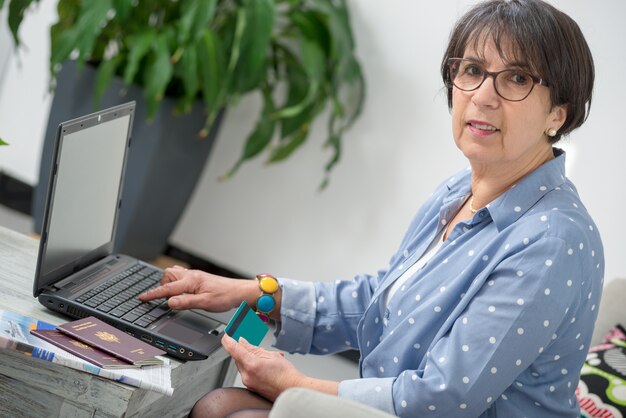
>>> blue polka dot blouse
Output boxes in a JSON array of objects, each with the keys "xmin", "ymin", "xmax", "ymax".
[{"xmin": 274, "ymin": 148, "xmax": 604, "ymax": 417}]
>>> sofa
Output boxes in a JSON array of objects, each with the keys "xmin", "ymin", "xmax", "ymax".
[{"xmin": 269, "ymin": 278, "xmax": 626, "ymax": 418}]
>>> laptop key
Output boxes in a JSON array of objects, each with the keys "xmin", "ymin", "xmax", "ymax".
[
  {"xmin": 96, "ymin": 304, "xmax": 114, "ymax": 313},
  {"xmin": 118, "ymin": 300, "xmax": 141, "ymax": 310},
  {"xmin": 147, "ymin": 305, "xmax": 170, "ymax": 320},
  {"xmin": 109, "ymin": 308, "xmax": 128, "ymax": 317},
  {"xmin": 132, "ymin": 306, "xmax": 151, "ymax": 315},
  {"xmin": 140, "ymin": 314, "xmax": 156, "ymax": 323},
  {"xmin": 134, "ymin": 318, "xmax": 152, "ymax": 328},
  {"xmin": 121, "ymin": 312, "xmax": 141, "ymax": 323},
  {"xmin": 85, "ymin": 299, "xmax": 100, "ymax": 308}
]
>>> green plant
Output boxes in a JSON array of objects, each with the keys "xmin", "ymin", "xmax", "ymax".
[{"xmin": 4, "ymin": 0, "xmax": 365, "ymax": 187}]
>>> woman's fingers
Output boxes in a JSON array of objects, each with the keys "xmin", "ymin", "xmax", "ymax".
[
  {"xmin": 222, "ymin": 334, "xmax": 258, "ymax": 359},
  {"xmin": 138, "ymin": 277, "xmax": 193, "ymax": 301},
  {"xmin": 161, "ymin": 266, "xmax": 188, "ymax": 284},
  {"xmin": 171, "ymin": 265, "xmax": 187, "ymax": 270},
  {"xmin": 167, "ymin": 293, "xmax": 214, "ymax": 310}
]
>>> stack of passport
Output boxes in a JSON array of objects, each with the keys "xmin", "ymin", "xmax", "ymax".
[{"xmin": 31, "ymin": 316, "xmax": 165, "ymax": 369}]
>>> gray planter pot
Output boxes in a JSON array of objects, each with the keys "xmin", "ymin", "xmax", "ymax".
[{"xmin": 33, "ymin": 60, "xmax": 224, "ymax": 261}]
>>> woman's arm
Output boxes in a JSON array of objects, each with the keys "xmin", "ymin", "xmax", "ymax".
[{"xmin": 138, "ymin": 266, "xmax": 284, "ymax": 319}]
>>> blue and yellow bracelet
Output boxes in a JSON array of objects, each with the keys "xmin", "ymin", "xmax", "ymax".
[{"xmin": 255, "ymin": 273, "xmax": 279, "ymax": 323}]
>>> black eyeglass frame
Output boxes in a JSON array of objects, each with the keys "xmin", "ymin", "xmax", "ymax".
[{"xmin": 447, "ymin": 58, "xmax": 550, "ymax": 102}]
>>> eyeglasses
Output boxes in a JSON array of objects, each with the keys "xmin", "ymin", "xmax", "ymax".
[{"xmin": 447, "ymin": 58, "xmax": 549, "ymax": 102}]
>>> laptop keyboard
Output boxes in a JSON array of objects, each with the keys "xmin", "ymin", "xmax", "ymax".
[{"xmin": 75, "ymin": 264, "xmax": 170, "ymax": 328}]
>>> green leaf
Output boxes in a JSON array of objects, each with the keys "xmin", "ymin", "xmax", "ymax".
[
  {"xmin": 311, "ymin": 0, "xmax": 356, "ymax": 82},
  {"xmin": 272, "ymin": 81, "xmax": 317, "ymax": 119},
  {"xmin": 291, "ymin": 11, "xmax": 331, "ymax": 58},
  {"xmin": 271, "ymin": 34, "xmax": 324, "ymax": 121},
  {"xmin": 279, "ymin": 55, "xmax": 317, "ymax": 139},
  {"xmin": 7, "ymin": 0, "xmax": 38, "ymax": 47},
  {"xmin": 232, "ymin": 0, "xmax": 275, "ymax": 93},
  {"xmin": 55, "ymin": 0, "xmax": 79, "ymax": 25},
  {"xmin": 323, "ymin": 133, "xmax": 341, "ymax": 183},
  {"xmin": 178, "ymin": 0, "xmax": 199, "ymax": 45},
  {"xmin": 223, "ymin": 90, "xmax": 276, "ymax": 179},
  {"xmin": 0, "ymin": 137, "xmax": 8, "ymax": 146},
  {"xmin": 280, "ymin": 57, "xmax": 308, "ymax": 130},
  {"xmin": 178, "ymin": 46, "xmax": 199, "ymax": 109},
  {"xmin": 143, "ymin": 34, "xmax": 174, "ymax": 118},
  {"xmin": 268, "ymin": 126, "xmax": 308, "ymax": 163},
  {"xmin": 94, "ymin": 54, "xmax": 123, "ymax": 108},
  {"xmin": 73, "ymin": 0, "xmax": 112, "ymax": 64},
  {"xmin": 242, "ymin": 111, "xmax": 275, "ymax": 160},
  {"xmin": 50, "ymin": 29, "xmax": 80, "ymax": 69},
  {"xmin": 341, "ymin": 59, "xmax": 366, "ymax": 128},
  {"xmin": 227, "ymin": 8, "xmax": 246, "ymax": 74},
  {"xmin": 313, "ymin": 0, "xmax": 354, "ymax": 53},
  {"xmin": 179, "ymin": 0, "xmax": 217, "ymax": 44},
  {"xmin": 300, "ymin": 37, "xmax": 325, "ymax": 83},
  {"xmin": 50, "ymin": 0, "xmax": 111, "ymax": 69},
  {"xmin": 50, "ymin": 0, "xmax": 80, "ymax": 68},
  {"xmin": 111, "ymin": 0, "xmax": 132, "ymax": 21},
  {"xmin": 123, "ymin": 31, "xmax": 155, "ymax": 85},
  {"xmin": 196, "ymin": 29, "xmax": 226, "ymax": 130}
]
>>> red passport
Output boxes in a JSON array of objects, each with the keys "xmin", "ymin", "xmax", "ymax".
[
  {"xmin": 31, "ymin": 329, "xmax": 138, "ymax": 369},
  {"xmin": 56, "ymin": 316, "xmax": 165, "ymax": 366}
]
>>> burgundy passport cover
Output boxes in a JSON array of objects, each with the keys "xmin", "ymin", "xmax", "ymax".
[
  {"xmin": 31, "ymin": 329, "xmax": 138, "ymax": 369},
  {"xmin": 56, "ymin": 316, "xmax": 165, "ymax": 366}
]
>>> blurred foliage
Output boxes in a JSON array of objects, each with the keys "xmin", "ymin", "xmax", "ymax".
[{"xmin": 3, "ymin": 0, "xmax": 366, "ymax": 186}]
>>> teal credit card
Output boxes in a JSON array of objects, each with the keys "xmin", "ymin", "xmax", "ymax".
[{"xmin": 225, "ymin": 301, "xmax": 269, "ymax": 346}]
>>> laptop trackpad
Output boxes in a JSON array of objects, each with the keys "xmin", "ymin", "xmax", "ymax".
[{"xmin": 153, "ymin": 311, "xmax": 220, "ymax": 344}]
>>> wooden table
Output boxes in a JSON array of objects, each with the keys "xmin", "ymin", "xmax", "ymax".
[{"xmin": 0, "ymin": 225, "xmax": 237, "ymax": 417}]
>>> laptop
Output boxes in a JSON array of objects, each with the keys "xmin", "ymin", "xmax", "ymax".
[{"xmin": 33, "ymin": 102, "xmax": 230, "ymax": 361}]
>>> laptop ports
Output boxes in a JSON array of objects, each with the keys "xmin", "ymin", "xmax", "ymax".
[
  {"xmin": 141, "ymin": 334, "xmax": 153, "ymax": 343},
  {"xmin": 188, "ymin": 351, "xmax": 194, "ymax": 357},
  {"xmin": 179, "ymin": 347, "xmax": 185, "ymax": 354}
]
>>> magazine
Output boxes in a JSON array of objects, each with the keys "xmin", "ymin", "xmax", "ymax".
[{"xmin": 0, "ymin": 309, "xmax": 173, "ymax": 395}]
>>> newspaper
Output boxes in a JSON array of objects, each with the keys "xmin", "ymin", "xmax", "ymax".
[{"xmin": 0, "ymin": 309, "xmax": 173, "ymax": 395}]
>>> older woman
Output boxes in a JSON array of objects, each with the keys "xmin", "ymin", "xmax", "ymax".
[{"xmin": 140, "ymin": 0, "xmax": 602, "ymax": 416}]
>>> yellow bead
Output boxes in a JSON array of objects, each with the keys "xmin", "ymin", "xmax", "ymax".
[{"xmin": 258, "ymin": 276, "xmax": 279, "ymax": 294}]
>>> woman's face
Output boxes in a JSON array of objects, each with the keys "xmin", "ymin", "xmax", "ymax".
[{"xmin": 451, "ymin": 40, "xmax": 566, "ymax": 174}]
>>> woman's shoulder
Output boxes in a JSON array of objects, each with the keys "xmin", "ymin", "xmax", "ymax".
[{"xmin": 510, "ymin": 182, "xmax": 603, "ymax": 255}]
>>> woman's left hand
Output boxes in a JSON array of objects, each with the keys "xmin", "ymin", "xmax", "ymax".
[{"xmin": 221, "ymin": 334, "xmax": 305, "ymax": 401}]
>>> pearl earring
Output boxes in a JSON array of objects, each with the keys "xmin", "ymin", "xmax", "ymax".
[{"xmin": 546, "ymin": 128, "xmax": 557, "ymax": 137}]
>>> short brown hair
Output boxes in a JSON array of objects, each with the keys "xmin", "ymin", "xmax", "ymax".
[{"xmin": 441, "ymin": 0, "xmax": 594, "ymax": 143}]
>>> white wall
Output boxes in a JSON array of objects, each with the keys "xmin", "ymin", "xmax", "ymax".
[
  {"xmin": 171, "ymin": 0, "xmax": 626, "ymax": 284},
  {"xmin": 0, "ymin": 0, "xmax": 56, "ymax": 184},
  {"xmin": 1, "ymin": 1, "xmax": 624, "ymax": 284},
  {"xmin": 0, "ymin": 7, "xmax": 14, "ymax": 96}
]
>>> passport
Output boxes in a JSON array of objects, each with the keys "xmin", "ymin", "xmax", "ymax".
[
  {"xmin": 56, "ymin": 316, "xmax": 165, "ymax": 366},
  {"xmin": 31, "ymin": 329, "xmax": 139, "ymax": 369},
  {"xmin": 225, "ymin": 301, "xmax": 269, "ymax": 346}
]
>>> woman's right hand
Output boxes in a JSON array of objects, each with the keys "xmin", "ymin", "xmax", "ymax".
[{"xmin": 138, "ymin": 266, "xmax": 255, "ymax": 312}]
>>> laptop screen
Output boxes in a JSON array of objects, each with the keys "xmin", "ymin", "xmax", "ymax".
[{"xmin": 34, "ymin": 103, "xmax": 134, "ymax": 295}]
